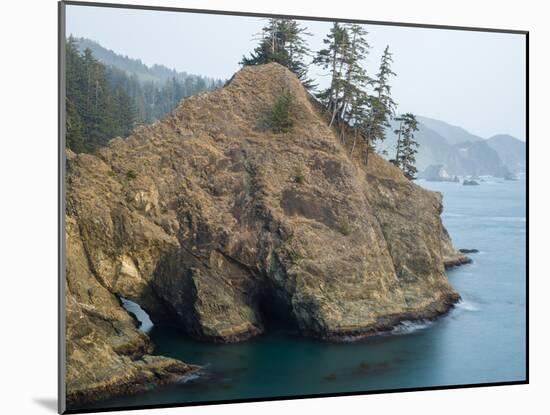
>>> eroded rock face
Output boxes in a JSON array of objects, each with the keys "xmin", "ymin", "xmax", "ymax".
[
  {"xmin": 65, "ymin": 63, "xmax": 467, "ymax": 404},
  {"xmin": 65, "ymin": 217, "xmax": 197, "ymax": 407}
]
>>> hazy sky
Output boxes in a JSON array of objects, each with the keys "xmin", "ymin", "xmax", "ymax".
[{"xmin": 66, "ymin": 5, "xmax": 526, "ymax": 140}]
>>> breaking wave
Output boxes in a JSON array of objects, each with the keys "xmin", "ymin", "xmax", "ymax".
[
  {"xmin": 391, "ymin": 320, "xmax": 433, "ymax": 335},
  {"xmin": 455, "ymin": 299, "xmax": 480, "ymax": 311},
  {"xmin": 177, "ymin": 373, "xmax": 201, "ymax": 384}
]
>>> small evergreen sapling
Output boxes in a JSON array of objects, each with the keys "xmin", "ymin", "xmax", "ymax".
[{"xmin": 265, "ymin": 90, "xmax": 296, "ymax": 134}]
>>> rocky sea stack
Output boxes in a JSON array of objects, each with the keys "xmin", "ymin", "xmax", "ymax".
[{"xmin": 65, "ymin": 63, "xmax": 469, "ymax": 405}]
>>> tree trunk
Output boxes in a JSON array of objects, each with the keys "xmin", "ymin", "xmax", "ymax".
[
  {"xmin": 95, "ymin": 79, "xmax": 99, "ymax": 110},
  {"xmin": 327, "ymin": 26, "xmax": 338, "ymax": 124},
  {"xmin": 271, "ymin": 20, "xmax": 276, "ymax": 56},
  {"xmin": 365, "ymin": 136, "xmax": 371, "ymax": 167},
  {"xmin": 329, "ymin": 99, "xmax": 339, "ymax": 128},
  {"xmin": 394, "ymin": 119, "xmax": 403, "ymax": 167},
  {"xmin": 351, "ymin": 128, "xmax": 357, "ymax": 156},
  {"xmin": 329, "ymin": 46, "xmax": 346, "ymax": 128},
  {"xmin": 339, "ymin": 31, "xmax": 357, "ymax": 131}
]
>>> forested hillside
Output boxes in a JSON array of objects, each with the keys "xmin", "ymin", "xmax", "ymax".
[
  {"xmin": 65, "ymin": 37, "xmax": 224, "ymax": 153},
  {"xmin": 66, "ymin": 38, "xmax": 136, "ymax": 152},
  {"xmin": 76, "ymin": 38, "xmax": 223, "ymax": 86}
]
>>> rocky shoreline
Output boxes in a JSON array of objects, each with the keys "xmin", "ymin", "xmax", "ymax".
[
  {"xmin": 65, "ymin": 63, "xmax": 471, "ymax": 407},
  {"xmin": 313, "ymin": 291, "xmax": 462, "ymax": 342},
  {"xmin": 67, "ymin": 357, "xmax": 199, "ymax": 408},
  {"xmin": 444, "ymin": 256, "xmax": 473, "ymax": 268}
]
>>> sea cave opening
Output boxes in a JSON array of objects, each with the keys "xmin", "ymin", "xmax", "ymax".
[
  {"xmin": 119, "ymin": 297, "xmax": 154, "ymax": 333},
  {"xmin": 256, "ymin": 287, "xmax": 298, "ymax": 334}
]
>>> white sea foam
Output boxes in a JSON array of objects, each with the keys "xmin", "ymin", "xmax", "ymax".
[
  {"xmin": 455, "ymin": 299, "xmax": 480, "ymax": 311},
  {"xmin": 391, "ymin": 320, "xmax": 432, "ymax": 335},
  {"xmin": 177, "ymin": 373, "xmax": 201, "ymax": 384}
]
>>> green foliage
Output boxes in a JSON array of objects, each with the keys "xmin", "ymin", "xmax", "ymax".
[
  {"xmin": 293, "ymin": 172, "xmax": 305, "ymax": 184},
  {"xmin": 314, "ymin": 23, "xmax": 371, "ymax": 132},
  {"xmin": 313, "ymin": 23, "xmax": 353, "ymax": 121},
  {"xmin": 76, "ymin": 37, "xmax": 223, "ymax": 124},
  {"xmin": 241, "ymin": 18, "xmax": 315, "ymax": 89},
  {"xmin": 339, "ymin": 220, "xmax": 352, "ymax": 236},
  {"xmin": 265, "ymin": 90, "xmax": 295, "ymax": 133},
  {"xmin": 65, "ymin": 98, "xmax": 85, "ymax": 153},
  {"xmin": 393, "ymin": 113, "xmax": 420, "ymax": 179},
  {"xmin": 126, "ymin": 170, "xmax": 137, "ymax": 180},
  {"xmin": 76, "ymin": 37, "xmax": 223, "ymax": 86},
  {"xmin": 314, "ymin": 26, "xmax": 398, "ymax": 164},
  {"xmin": 65, "ymin": 37, "xmax": 136, "ymax": 153},
  {"xmin": 363, "ymin": 46, "xmax": 397, "ymax": 148},
  {"xmin": 65, "ymin": 37, "xmax": 223, "ymax": 154},
  {"xmin": 107, "ymin": 67, "xmax": 221, "ymax": 125}
]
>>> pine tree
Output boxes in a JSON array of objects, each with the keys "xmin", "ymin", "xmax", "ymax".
[
  {"xmin": 313, "ymin": 23, "xmax": 349, "ymax": 126},
  {"xmin": 65, "ymin": 36, "xmax": 86, "ymax": 152},
  {"xmin": 338, "ymin": 24, "xmax": 370, "ymax": 142},
  {"xmin": 283, "ymin": 20, "xmax": 316, "ymax": 89},
  {"xmin": 65, "ymin": 97, "xmax": 85, "ymax": 153},
  {"xmin": 241, "ymin": 18, "xmax": 315, "ymax": 88},
  {"xmin": 315, "ymin": 23, "xmax": 378, "ymax": 153},
  {"xmin": 65, "ymin": 39, "xmax": 137, "ymax": 152},
  {"xmin": 112, "ymin": 87, "xmax": 136, "ymax": 137},
  {"xmin": 393, "ymin": 113, "xmax": 419, "ymax": 179},
  {"xmin": 348, "ymin": 92, "xmax": 370, "ymax": 156},
  {"xmin": 80, "ymin": 47, "xmax": 111, "ymax": 149},
  {"xmin": 265, "ymin": 89, "xmax": 295, "ymax": 133},
  {"xmin": 363, "ymin": 46, "xmax": 397, "ymax": 165},
  {"xmin": 65, "ymin": 38, "xmax": 221, "ymax": 153}
]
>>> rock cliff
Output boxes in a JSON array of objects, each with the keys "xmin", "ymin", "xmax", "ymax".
[{"xmin": 65, "ymin": 63, "xmax": 467, "ymax": 405}]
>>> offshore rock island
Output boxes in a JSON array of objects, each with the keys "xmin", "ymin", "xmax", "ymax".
[{"xmin": 65, "ymin": 63, "xmax": 469, "ymax": 406}]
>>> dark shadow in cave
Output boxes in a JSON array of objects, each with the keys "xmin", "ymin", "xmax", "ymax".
[{"xmin": 256, "ymin": 283, "xmax": 299, "ymax": 335}]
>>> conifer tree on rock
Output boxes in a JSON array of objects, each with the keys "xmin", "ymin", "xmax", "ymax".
[
  {"xmin": 363, "ymin": 45, "xmax": 397, "ymax": 165},
  {"xmin": 241, "ymin": 18, "xmax": 315, "ymax": 89},
  {"xmin": 393, "ymin": 112, "xmax": 420, "ymax": 179}
]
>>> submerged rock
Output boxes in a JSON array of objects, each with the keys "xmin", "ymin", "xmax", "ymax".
[
  {"xmin": 459, "ymin": 248, "xmax": 479, "ymax": 254},
  {"xmin": 65, "ymin": 63, "xmax": 467, "ymax": 404}
]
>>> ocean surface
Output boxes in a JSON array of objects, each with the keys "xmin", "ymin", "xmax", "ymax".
[{"xmin": 83, "ymin": 176, "xmax": 527, "ymax": 410}]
